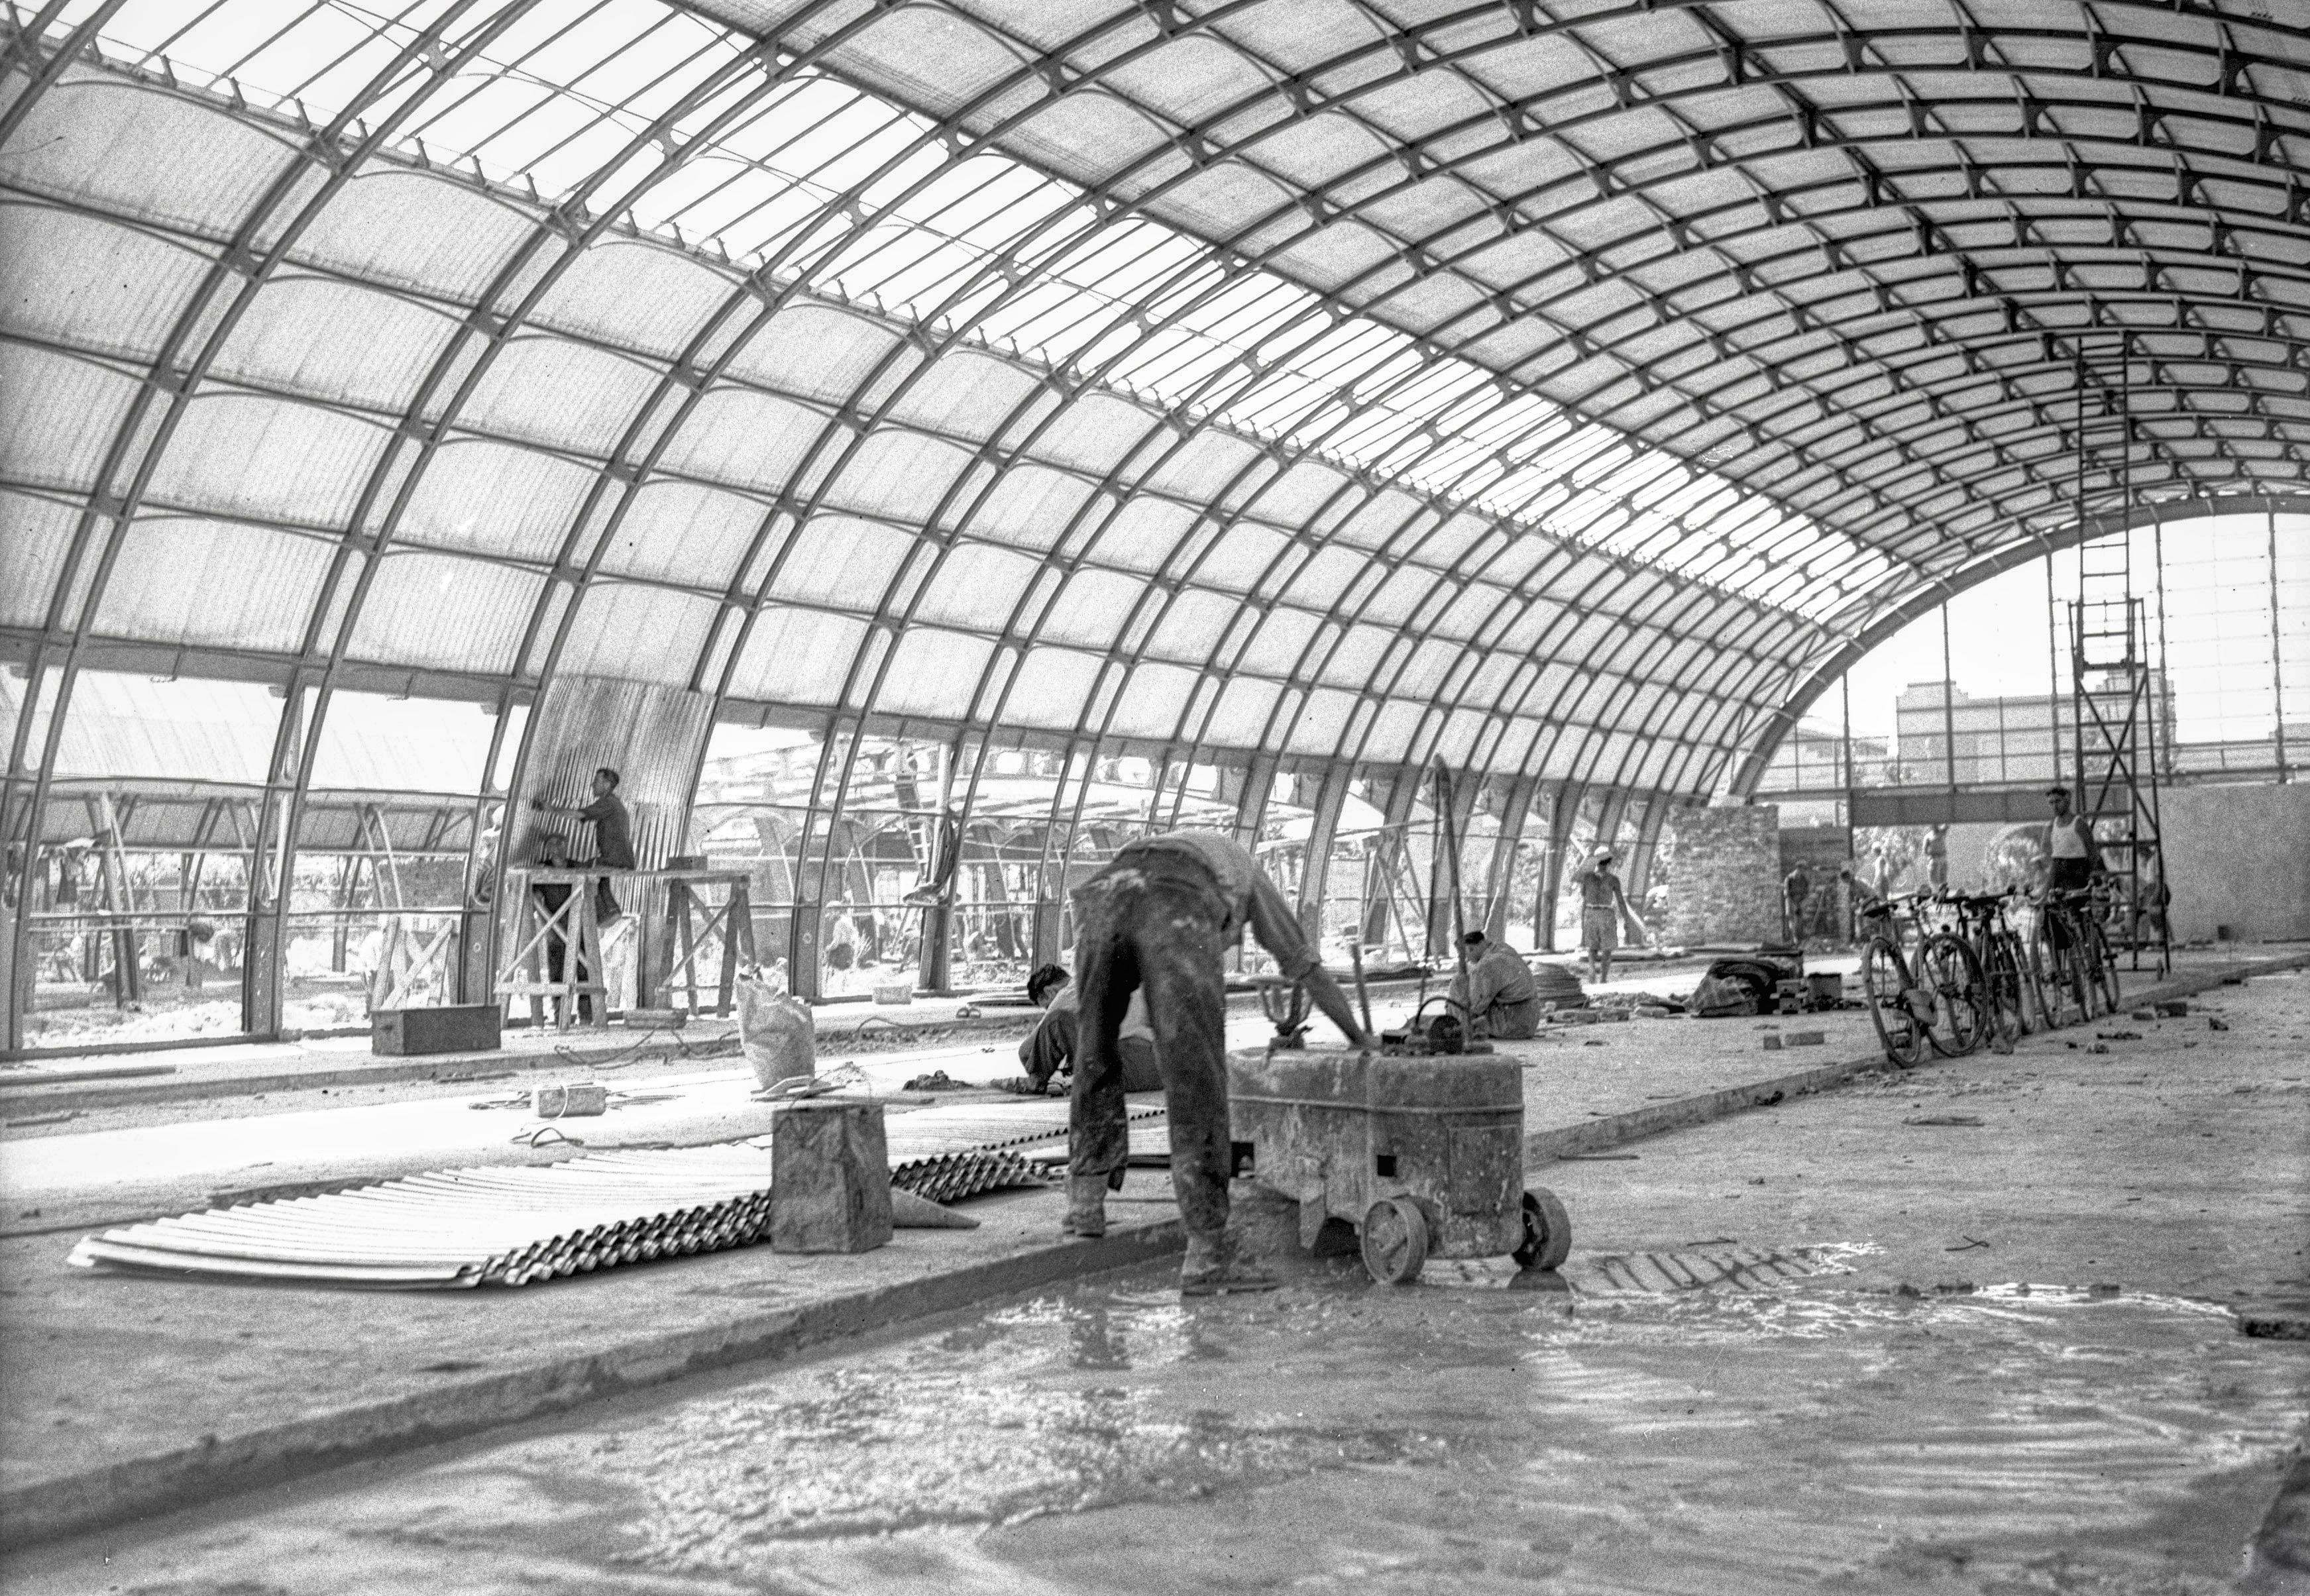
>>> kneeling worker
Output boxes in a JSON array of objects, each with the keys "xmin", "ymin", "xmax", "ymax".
[
  {"xmin": 1001, "ymin": 963, "xmax": 1164, "ymax": 1095},
  {"xmin": 1067, "ymin": 829, "xmax": 1368, "ymax": 1295},
  {"xmin": 1449, "ymin": 930, "xmax": 1542, "ymax": 1039}
]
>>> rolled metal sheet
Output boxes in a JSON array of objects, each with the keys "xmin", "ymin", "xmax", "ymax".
[{"xmin": 64, "ymin": 1098, "xmax": 1139, "ymax": 1290}]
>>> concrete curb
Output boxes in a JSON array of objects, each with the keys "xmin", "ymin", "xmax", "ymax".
[
  {"xmin": 0, "ymin": 1216, "xmax": 1185, "ymax": 1551},
  {"xmin": 9, "ymin": 950, "xmax": 2297, "ymax": 1552}
]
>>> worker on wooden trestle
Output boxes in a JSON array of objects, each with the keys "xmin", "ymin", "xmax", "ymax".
[{"xmin": 1066, "ymin": 829, "xmax": 1368, "ymax": 1295}]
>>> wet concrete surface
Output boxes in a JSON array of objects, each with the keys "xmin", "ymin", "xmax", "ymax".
[{"xmin": 9, "ymin": 969, "xmax": 2303, "ymax": 1593}]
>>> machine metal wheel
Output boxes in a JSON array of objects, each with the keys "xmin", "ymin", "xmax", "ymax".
[
  {"xmin": 1861, "ymin": 937, "xmax": 1926, "ymax": 1067},
  {"xmin": 1920, "ymin": 933, "xmax": 1989, "ymax": 1058},
  {"xmin": 1512, "ymin": 1187, "xmax": 1572, "ymax": 1271},
  {"xmin": 1361, "ymin": 1197, "xmax": 1429, "ymax": 1285}
]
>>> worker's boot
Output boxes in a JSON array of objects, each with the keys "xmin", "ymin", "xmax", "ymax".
[
  {"xmin": 1061, "ymin": 1175, "xmax": 1107, "ymax": 1240},
  {"xmin": 1178, "ymin": 1231, "xmax": 1278, "ymax": 1297}
]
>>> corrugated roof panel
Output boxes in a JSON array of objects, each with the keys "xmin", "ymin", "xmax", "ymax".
[
  {"xmin": 30, "ymin": 670, "xmax": 281, "ymax": 784},
  {"xmin": 291, "ymin": 167, "xmax": 539, "ymax": 304},
  {"xmin": 94, "ymin": 518, "xmax": 331, "ymax": 655},
  {"xmin": 11, "ymin": 72, "xmax": 295, "ymax": 234},
  {"xmin": 210, "ymin": 276, "xmax": 458, "ymax": 413},
  {"xmin": 0, "ymin": 206, "xmax": 209, "ymax": 361},
  {"xmin": 144, "ymin": 393, "xmax": 389, "ymax": 529},
  {"xmin": 345, "ymin": 551, "xmax": 541, "ymax": 676},
  {"xmin": 725, "ymin": 606, "xmax": 870, "ymax": 706},
  {"xmin": 877, "ymin": 626, "xmax": 995, "ymax": 719},
  {"xmin": 1107, "ymin": 661, "xmax": 1198, "ymax": 739},
  {"xmin": 1203, "ymin": 674, "xmax": 1282, "ymax": 747},
  {"xmin": 457, "ymin": 337, "xmax": 662, "ymax": 457},
  {"xmin": 722, "ymin": 304, "xmax": 918, "ymax": 406},
  {"xmin": 964, "ymin": 463, "xmax": 1097, "ymax": 555},
  {"xmin": 912, "ymin": 543, "xmax": 1042, "ymax": 631},
  {"xmin": 396, "ymin": 439, "xmax": 598, "ymax": 564},
  {"xmin": 529, "ymin": 238, "xmax": 732, "ymax": 361},
  {"xmin": 596, "ymin": 478, "xmax": 771, "ymax": 590},
  {"xmin": 0, "ymin": 344, "xmax": 141, "ymax": 494},
  {"xmin": 306, "ymin": 690, "xmax": 494, "ymax": 794},
  {"xmin": 1003, "ymin": 647, "xmax": 1104, "ymax": 729},
  {"xmin": 0, "ymin": 490, "xmax": 76, "ymax": 629},
  {"xmin": 556, "ymin": 582, "xmax": 719, "ymax": 687},
  {"xmin": 654, "ymin": 386, "xmax": 826, "ymax": 498},
  {"xmin": 769, "ymin": 515, "xmax": 918, "ymax": 608}
]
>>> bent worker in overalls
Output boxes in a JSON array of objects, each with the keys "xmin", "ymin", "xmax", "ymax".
[{"xmin": 1066, "ymin": 830, "xmax": 1368, "ymax": 1295}]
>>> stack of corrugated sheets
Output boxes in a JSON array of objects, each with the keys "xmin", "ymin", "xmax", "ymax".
[{"xmin": 66, "ymin": 1098, "xmax": 1165, "ymax": 1289}]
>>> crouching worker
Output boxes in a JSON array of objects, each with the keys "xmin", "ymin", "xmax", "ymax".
[
  {"xmin": 999, "ymin": 963, "xmax": 1163, "ymax": 1095},
  {"xmin": 1449, "ymin": 930, "xmax": 1542, "ymax": 1039},
  {"xmin": 1066, "ymin": 830, "xmax": 1368, "ymax": 1295}
]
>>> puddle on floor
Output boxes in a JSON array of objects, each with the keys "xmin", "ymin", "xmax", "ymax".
[{"xmin": 17, "ymin": 1250, "xmax": 2305, "ymax": 1596}]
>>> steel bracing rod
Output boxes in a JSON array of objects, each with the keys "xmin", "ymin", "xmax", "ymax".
[
  {"xmin": 765, "ymin": 0, "xmax": 2310, "ymax": 557},
  {"xmin": 0, "ymin": 1, "xmax": 531, "ymax": 1047},
  {"xmin": 1725, "ymin": 490, "xmax": 2310, "ymax": 796}
]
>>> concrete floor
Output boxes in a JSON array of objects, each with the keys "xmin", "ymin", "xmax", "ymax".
[{"xmin": 1, "ymin": 960, "xmax": 2301, "ymax": 1589}]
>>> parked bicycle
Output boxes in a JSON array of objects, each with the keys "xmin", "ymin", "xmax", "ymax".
[
  {"xmin": 1857, "ymin": 890, "xmax": 1990, "ymax": 1066},
  {"xmin": 2035, "ymin": 882, "xmax": 2122, "ymax": 1026},
  {"xmin": 1939, "ymin": 887, "xmax": 2038, "ymax": 1045}
]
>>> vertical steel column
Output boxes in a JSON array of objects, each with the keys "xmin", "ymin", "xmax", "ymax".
[
  {"xmin": 1423, "ymin": 765, "xmax": 1478, "ymax": 961},
  {"xmin": 1482, "ymin": 774, "xmax": 1540, "ymax": 941},
  {"xmin": 1941, "ymin": 608, "xmax": 1958, "ymax": 790},
  {"xmin": 2272, "ymin": 511, "xmax": 2291, "ymax": 782},
  {"xmin": 1294, "ymin": 765, "xmax": 1352, "ymax": 947},
  {"xmin": 1535, "ymin": 782, "xmax": 1584, "ymax": 953}
]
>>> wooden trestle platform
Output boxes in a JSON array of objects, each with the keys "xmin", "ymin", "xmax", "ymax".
[{"xmin": 496, "ymin": 867, "xmax": 756, "ymax": 1030}]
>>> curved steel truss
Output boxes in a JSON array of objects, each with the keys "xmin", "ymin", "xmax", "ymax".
[{"xmin": 3, "ymin": 0, "xmax": 2304, "ymax": 861}]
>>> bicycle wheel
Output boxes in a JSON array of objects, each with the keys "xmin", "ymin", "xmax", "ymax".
[
  {"xmin": 1919, "ymin": 933, "xmax": 1989, "ymax": 1057},
  {"xmin": 2034, "ymin": 918, "xmax": 2087, "ymax": 1029},
  {"xmin": 1980, "ymin": 933, "xmax": 2027, "ymax": 1043},
  {"xmin": 1861, "ymin": 937, "xmax": 1926, "ymax": 1067},
  {"xmin": 2085, "ymin": 921, "xmax": 2122, "ymax": 1017}
]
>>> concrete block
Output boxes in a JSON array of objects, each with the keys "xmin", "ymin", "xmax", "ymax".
[
  {"xmin": 770, "ymin": 1100, "xmax": 894, "ymax": 1253},
  {"xmin": 1785, "ymin": 1030, "xmax": 1826, "ymax": 1047},
  {"xmin": 1761, "ymin": 1034, "xmax": 1783, "ymax": 1051},
  {"xmin": 530, "ymin": 1083, "xmax": 608, "ymax": 1117}
]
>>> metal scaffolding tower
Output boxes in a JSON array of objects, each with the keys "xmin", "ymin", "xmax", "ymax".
[{"xmin": 2063, "ymin": 355, "xmax": 2171, "ymax": 975}]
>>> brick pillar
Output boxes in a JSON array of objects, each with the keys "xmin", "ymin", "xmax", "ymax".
[{"xmin": 1663, "ymin": 804, "xmax": 1783, "ymax": 945}]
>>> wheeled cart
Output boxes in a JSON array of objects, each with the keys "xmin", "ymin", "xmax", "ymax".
[{"xmin": 1227, "ymin": 1045, "xmax": 1571, "ymax": 1285}]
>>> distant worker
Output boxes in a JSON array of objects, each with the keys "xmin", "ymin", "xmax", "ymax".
[
  {"xmin": 531, "ymin": 767, "xmax": 635, "ymax": 926},
  {"xmin": 1449, "ymin": 930, "xmax": 1542, "ymax": 1039},
  {"xmin": 1579, "ymin": 849, "xmax": 1639, "ymax": 986},
  {"xmin": 2042, "ymin": 786, "xmax": 2103, "ymax": 894},
  {"xmin": 1066, "ymin": 829, "xmax": 1368, "ymax": 1296},
  {"xmin": 1781, "ymin": 861, "xmax": 1813, "ymax": 945},
  {"xmin": 999, "ymin": 963, "xmax": 1163, "ymax": 1095}
]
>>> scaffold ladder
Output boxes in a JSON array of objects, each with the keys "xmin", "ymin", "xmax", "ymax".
[{"xmin": 2067, "ymin": 584, "xmax": 2171, "ymax": 975}]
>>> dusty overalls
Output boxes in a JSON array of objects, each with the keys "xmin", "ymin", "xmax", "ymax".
[{"xmin": 1066, "ymin": 840, "xmax": 1255, "ymax": 1290}]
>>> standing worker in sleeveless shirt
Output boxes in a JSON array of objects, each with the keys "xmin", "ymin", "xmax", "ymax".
[
  {"xmin": 1066, "ymin": 829, "xmax": 1368, "ymax": 1295},
  {"xmin": 2042, "ymin": 785, "xmax": 2103, "ymax": 893}
]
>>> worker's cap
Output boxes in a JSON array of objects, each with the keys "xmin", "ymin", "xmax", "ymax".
[
  {"xmin": 1592, "ymin": 849, "xmax": 1614, "ymax": 863},
  {"xmin": 1460, "ymin": 931, "xmax": 1486, "ymax": 946},
  {"xmin": 2042, "ymin": 785, "xmax": 2069, "ymax": 799}
]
